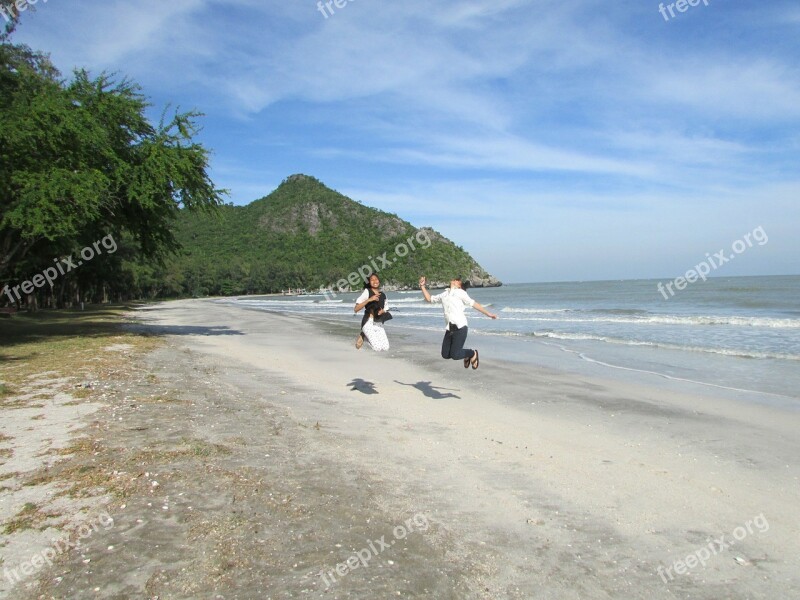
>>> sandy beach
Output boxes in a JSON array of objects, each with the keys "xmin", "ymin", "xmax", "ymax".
[{"xmin": 3, "ymin": 298, "xmax": 799, "ymax": 599}]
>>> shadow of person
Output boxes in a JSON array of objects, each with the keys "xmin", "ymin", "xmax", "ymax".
[
  {"xmin": 394, "ymin": 380, "xmax": 460, "ymax": 400},
  {"xmin": 348, "ymin": 378, "xmax": 379, "ymax": 395}
]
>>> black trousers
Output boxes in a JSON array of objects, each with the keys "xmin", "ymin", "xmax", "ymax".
[{"xmin": 441, "ymin": 324, "xmax": 475, "ymax": 361}]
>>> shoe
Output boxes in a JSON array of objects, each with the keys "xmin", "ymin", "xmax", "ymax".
[
  {"xmin": 464, "ymin": 356, "xmax": 470, "ymax": 368},
  {"xmin": 471, "ymin": 350, "xmax": 479, "ymax": 369},
  {"xmin": 356, "ymin": 333, "xmax": 364, "ymax": 350}
]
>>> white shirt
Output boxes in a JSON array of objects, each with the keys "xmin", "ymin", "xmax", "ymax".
[{"xmin": 429, "ymin": 287, "xmax": 475, "ymax": 329}]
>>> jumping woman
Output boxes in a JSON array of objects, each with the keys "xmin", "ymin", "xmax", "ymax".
[{"xmin": 354, "ymin": 273, "xmax": 391, "ymax": 352}]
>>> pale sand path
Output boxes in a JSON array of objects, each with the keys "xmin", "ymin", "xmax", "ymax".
[{"xmin": 132, "ymin": 298, "xmax": 800, "ymax": 599}]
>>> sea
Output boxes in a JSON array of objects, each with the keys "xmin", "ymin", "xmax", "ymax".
[{"xmin": 221, "ymin": 275, "xmax": 800, "ymax": 408}]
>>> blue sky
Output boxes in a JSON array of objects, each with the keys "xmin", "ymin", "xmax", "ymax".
[{"xmin": 10, "ymin": 0, "xmax": 800, "ymax": 283}]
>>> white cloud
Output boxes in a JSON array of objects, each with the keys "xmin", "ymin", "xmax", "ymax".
[
  {"xmin": 642, "ymin": 58, "xmax": 800, "ymax": 120},
  {"xmin": 380, "ymin": 133, "xmax": 655, "ymax": 177},
  {"xmin": 10, "ymin": 0, "xmax": 799, "ymax": 280}
]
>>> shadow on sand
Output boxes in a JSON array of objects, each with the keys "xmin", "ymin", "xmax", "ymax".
[
  {"xmin": 348, "ymin": 378, "xmax": 379, "ymax": 394},
  {"xmin": 394, "ymin": 380, "xmax": 461, "ymax": 400},
  {"xmin": 126, "ymin": 323, "xmax": 245, "ymax": 336}
]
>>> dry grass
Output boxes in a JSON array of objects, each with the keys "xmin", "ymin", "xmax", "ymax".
[
  {"xmin": 24, "ymin": 435, "xmax": 232, "ymax": 500},
  {"xmin": 0, "ymin": 305, "xmax": 161, "ymax": 404},
  {"xmin": 1, "ymin": 502, "xmax": 61, "ymax": 534},
  {"xmin": 134, "ymin": 393, "xmax": 189, "ymax": 405},
  {"xmin": 182, "ymin": 438, "xmax": 232, "ymax": 458},
  {"xmin": 0, "ymin": 304, "xmax": 167, "ymax": 501},
  {"xmin": 0, "ymin": 396, "xmax": 34, "ymax": 409}
]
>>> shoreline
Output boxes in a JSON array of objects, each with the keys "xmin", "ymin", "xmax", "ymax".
[
  {"xmin": 214, "ymin": 277, "xmax": 800, "ymax": 405},
  {"xmin": 3, "ymin": 298, "xmax": 799, "ymax": 598},
  {"xmin": 234, "ymin": 301, "xmax": 800, "ymax": 414}
]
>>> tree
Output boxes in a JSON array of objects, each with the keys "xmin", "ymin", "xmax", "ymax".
[{"xmin": 0, "ymin": 42, "xmax": 226, "ymax": 303}]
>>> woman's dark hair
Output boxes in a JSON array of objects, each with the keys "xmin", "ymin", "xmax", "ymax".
[{"xmin": 363, "ymin": 272, "xmax": 379, "ymax": 289}]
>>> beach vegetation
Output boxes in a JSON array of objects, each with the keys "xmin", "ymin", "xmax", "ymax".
[
  {"xmin": 0, "ymin": 304, "xmax": 161, "ymax": 396},
  {"xmin": 0, "ymin": 39, "xmax": 225, "ymax": 308},
  {"xmin": 2, "ymin": 501, "xmax": 41, "ymax": 534}
]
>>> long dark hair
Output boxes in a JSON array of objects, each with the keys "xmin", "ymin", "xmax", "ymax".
[{"xmin": 363, "ymin": 272, "xmax": 380, "ymax": 290}]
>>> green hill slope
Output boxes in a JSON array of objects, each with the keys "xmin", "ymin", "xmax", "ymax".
[{"xmin": 161, "ymin": 174, "xmax": 501, "ymax": 297}]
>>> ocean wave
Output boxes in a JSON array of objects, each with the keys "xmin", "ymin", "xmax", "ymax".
[
  {"xmin": 387, "ymin": 297, "xmax": 430, "ymax": 304},
  {"xmin": 501, "ymin": 307, "xmax": 571, "ymax": 314},
  {"xmin": 499, "ymin": 312, "xmax": 800, "ymax": 329},
  {"xmin": 583, "ymin": 308, "xmax": 650, "ymax": 316},
  {"xmin": 553, "ymin": 348, "xmax": 797, "ymax": 399},
  {"xmin": 528, "ymin": 331, "xmax": 800, "ymax": 361},
  {"xmin": 501, "ymin": 307, "xmax": 651, "ymax": 316}
]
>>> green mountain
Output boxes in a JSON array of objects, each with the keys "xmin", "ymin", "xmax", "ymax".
[{"xmin": 154, "ymin": 174, "xmax": 501, "ymax": 297}]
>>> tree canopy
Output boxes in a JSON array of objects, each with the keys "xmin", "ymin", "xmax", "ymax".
[{"xmin": 0, "ymin": 40, "xmax": 225, "ymax": 306}]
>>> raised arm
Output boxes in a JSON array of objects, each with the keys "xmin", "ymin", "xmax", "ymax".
[{"xmin": 419, "ymin": 276, "xmax": 432, "ymax": 303}]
